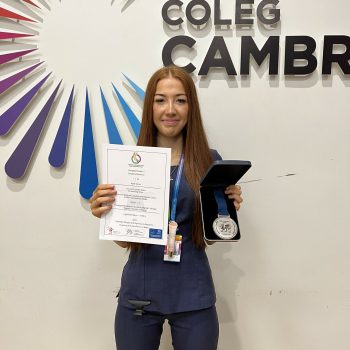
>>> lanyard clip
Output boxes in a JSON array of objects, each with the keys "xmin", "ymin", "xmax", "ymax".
[{"xmin": 128, "ymin": 299, "xmax": 151, "ymax": 316}]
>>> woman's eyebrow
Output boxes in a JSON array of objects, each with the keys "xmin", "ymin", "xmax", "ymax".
[{"xmin": 154, "ymin": 93, "xmax": 187, "ymax": 96}]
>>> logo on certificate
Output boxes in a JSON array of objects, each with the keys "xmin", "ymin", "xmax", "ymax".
[
  {"xmin": 149, "ymin": 229, "xmax": 162, "ymax": 239},
  {"xmin": 131, "ymin": 152, "xmax": 142, "ymax": 164}
]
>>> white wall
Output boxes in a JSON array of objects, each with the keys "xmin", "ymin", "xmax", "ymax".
[{"xmin": 1, "ymin": 1, "xmax": 349, "ymax": 349}]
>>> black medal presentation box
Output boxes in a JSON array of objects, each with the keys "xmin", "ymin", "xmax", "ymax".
[{"xmin": 200, "ymin": 160, "xmax": 251, "ymax": 242}]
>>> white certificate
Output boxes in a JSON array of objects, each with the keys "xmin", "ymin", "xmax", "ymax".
[{"xmin": 99, "ymin": 144, "xmax": 171, "ymax": 245}]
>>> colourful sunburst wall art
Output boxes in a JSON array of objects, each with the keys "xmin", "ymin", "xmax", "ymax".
[{"xmin": 0, "ymin": 0, "xmax": 144, "ymax": 200}]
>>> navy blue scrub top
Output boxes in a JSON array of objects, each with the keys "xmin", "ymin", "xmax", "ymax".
[{"xmin": 118, "ymin": 150, "xmax": 222, "ymax": 314}]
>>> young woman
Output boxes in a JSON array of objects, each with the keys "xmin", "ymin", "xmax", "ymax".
[{"xmin": 89, "ymin": 66, "xmax": 243, "ymax": 350}]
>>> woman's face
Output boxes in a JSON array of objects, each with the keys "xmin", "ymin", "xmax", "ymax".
[{"xmin": 153, "ymin": 77, "xmax": 189, "ymax": 140}]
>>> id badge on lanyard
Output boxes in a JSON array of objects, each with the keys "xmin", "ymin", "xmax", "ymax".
[{"xmin": 164, "ymin": 154, "xmax": 184, "ymax": 263}]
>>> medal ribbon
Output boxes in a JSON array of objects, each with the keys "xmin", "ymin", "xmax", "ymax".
[
  {"xmin": 213, "ymin": 188, "xmax": 230, "ymax": 216},
  {"xmin": 170, "ymin": 154, "xmax": 184, "ymax": 222}
]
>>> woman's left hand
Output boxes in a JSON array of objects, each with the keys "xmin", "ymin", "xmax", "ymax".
[{"xmin": 225, "ymin": 185, "xmax": 243, "ymax": 211}]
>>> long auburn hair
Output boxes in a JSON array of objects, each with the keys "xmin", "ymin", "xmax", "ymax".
[{"xmin": 127, "ymin": 66, "xmax": 213, "ymax": 250}]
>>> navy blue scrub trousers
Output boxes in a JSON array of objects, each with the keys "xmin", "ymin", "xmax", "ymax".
[{"xmin": 115, "ymin": 304, "xmax": 219, "ymax": 350}]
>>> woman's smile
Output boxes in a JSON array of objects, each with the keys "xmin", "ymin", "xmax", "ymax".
[{"xmin": 161, "ymin": 118, "xmax": 180, "ymax": 126}]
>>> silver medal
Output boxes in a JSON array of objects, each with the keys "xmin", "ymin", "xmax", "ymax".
[{"xmin": 212, "ymin": 215, "xmax": 238, "ymax": 239}]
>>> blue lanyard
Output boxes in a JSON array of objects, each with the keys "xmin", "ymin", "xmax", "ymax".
[
  {"xmin": 170, "ymin": 154, "xmax": 184, "ymax": 222},
  {"xmin": 213, "ymin": 188, "xmax": 229, "ymax": 216}
]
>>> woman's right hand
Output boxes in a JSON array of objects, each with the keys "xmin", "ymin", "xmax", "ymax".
[{"xmin": 89, "ymin": 184, "xmax": 116, "ymax": 218}]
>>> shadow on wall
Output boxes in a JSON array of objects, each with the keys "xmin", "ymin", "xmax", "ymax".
[
  {"xmin": 121, "ymin": 0, "xmax": 135, "ymax": 13},
  {"xmin": 198, "ymin": 63, "xmax": 350, "ymax": 88},
  {"xmin": 209, "ymin": 242, "xmax": 244, "ymax": 350}
]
